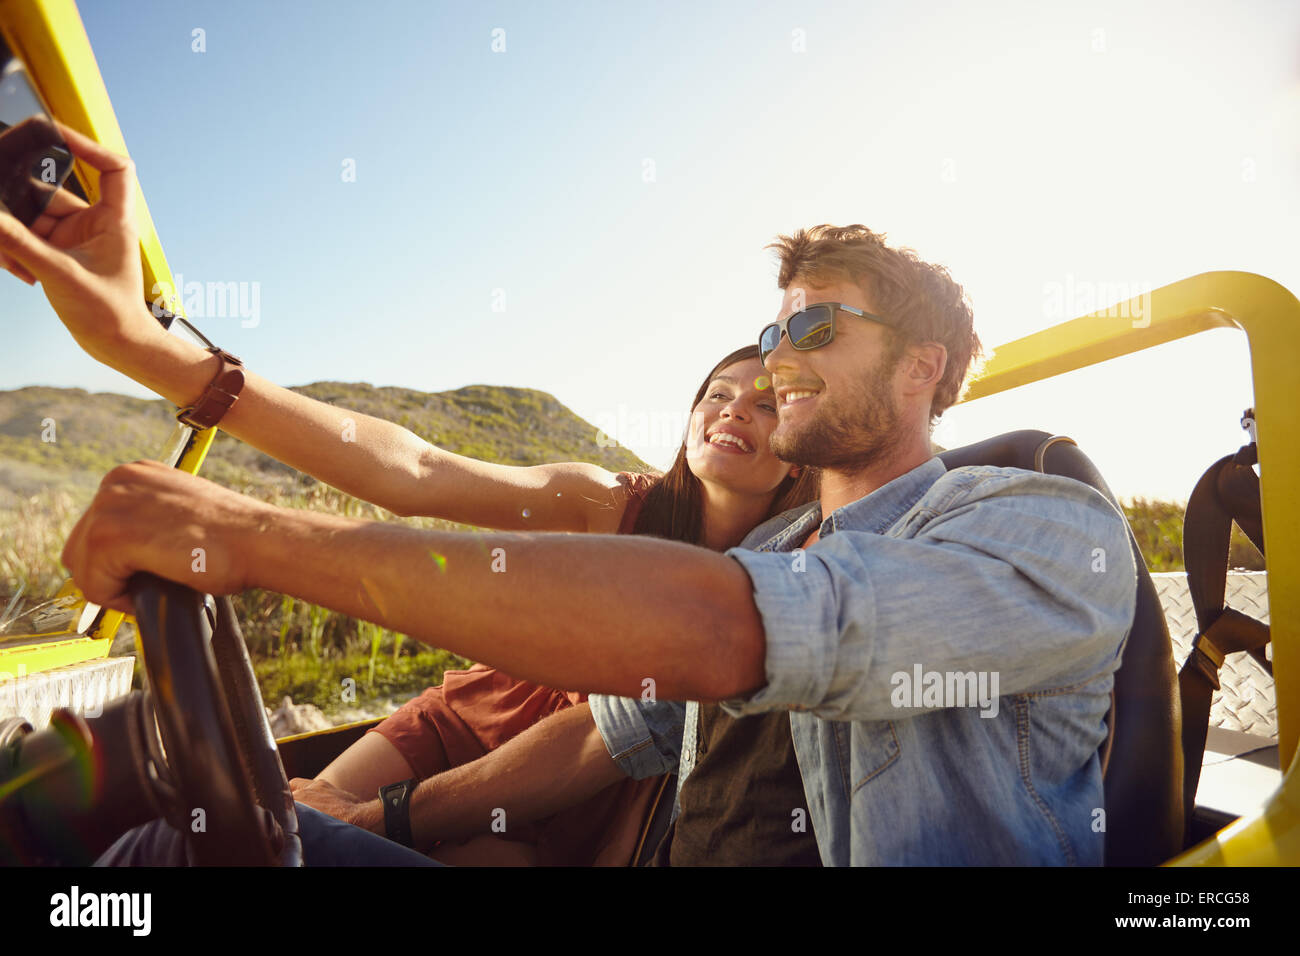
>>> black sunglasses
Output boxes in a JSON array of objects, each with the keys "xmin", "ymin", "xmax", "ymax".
[{"xmin": 759, "ymin": 302, "xmax": 894, "ymax": 368}]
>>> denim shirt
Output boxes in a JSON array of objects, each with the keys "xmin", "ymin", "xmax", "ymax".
[{"xmin": 590, "ymin": 457, "xmax": 1137, "ymax": 865}]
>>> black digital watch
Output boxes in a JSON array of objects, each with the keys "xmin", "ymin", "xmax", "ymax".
[{"xmin": 379, "ymin": 778, "xmax": 418, "ymax": 848}]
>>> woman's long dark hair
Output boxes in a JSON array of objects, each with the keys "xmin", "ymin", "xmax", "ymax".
[{"xmin": 632, "ymin": 345, "xmax": 819, "ymax": 545}]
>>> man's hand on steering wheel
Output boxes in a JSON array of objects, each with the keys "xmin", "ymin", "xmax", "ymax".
[{"xmin": 62, "ymin": 460, "xmax": 273, "ymax": 613}]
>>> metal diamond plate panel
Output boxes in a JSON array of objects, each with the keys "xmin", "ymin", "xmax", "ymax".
[{"xmin": 1152, "ymin": 571, "xmax": 1275, "ymax": 740}]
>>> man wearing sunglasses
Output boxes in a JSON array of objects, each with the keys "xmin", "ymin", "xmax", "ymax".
[
  {"xmin": 10, "ymin": 182, "xmax": 1135, "ymax": 862},
  {"xmin": 567, "ymin": 234, "xmax": 1133, "ymax": 866}
]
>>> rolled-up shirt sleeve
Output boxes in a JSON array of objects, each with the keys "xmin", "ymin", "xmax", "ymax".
[
  {"xmin": 721, "ymin": 470, "xmax": 1137, "ymax": 722},
  {"xmin": 588, "ymin": 693, "xmax": 686, "ymax": 779}
]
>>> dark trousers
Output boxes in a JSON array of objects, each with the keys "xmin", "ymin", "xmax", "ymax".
[{"xmin": 94, "ymin": 802, "xmax": 443, "ymax": 866}]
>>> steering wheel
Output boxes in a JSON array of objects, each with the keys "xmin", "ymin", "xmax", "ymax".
[{"xmin": 129, "ymin": 573, "xmax": 302, "ymax": 865}]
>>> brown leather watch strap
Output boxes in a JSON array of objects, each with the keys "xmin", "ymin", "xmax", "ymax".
[{"xmin": 176, "ymin": 347, "xmax": 245, "ymax": 430}]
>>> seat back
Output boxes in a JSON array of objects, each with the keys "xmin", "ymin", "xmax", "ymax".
[{"xmin": 938, "ymin": 430, "xmax": 1184, "ymax": 866}]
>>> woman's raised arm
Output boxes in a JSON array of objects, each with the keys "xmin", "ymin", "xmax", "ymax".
[
  {"xmin": 0, "ymin": 126, "xmax": 629, "ymax": 533},
  {"xmin": 127, "ymin": 335, "xmax": 628, "ymax": 531}
]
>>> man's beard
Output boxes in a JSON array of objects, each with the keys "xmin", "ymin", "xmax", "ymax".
[{"xmin": 769, "ymin": 361, "xmax": 904, "ymax": 471}]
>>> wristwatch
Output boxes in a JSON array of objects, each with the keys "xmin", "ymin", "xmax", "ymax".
[
  {"xmin": 379, "ymin": 778, "xmax": 418, "ymax": 848},
  {"xmin": 176, "ymin": 347, "xmax": 245, "ymax": 430}
]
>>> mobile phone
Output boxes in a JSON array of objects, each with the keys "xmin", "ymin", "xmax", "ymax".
[{"xmin": 0, "ymin": 33, "xmax": 74, "ymax": 226}]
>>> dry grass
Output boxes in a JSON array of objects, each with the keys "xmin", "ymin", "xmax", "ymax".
[
  {"xmin": 0, "ymin": 486, "xmax": 90, "ymax": 605},
  {"xmin": 1, "ymin": 482, "xmax": 473, "ymax": 718},
  {"xmin": 1121, "ymin": 496, "xmax": 1264, "ymax": 573}
]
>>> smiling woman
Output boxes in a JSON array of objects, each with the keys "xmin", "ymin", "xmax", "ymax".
[
  {"xmin": 298, "ymin": 343, "xmax": 818, "ymax": 865},
  {"xmin": 0, "ymin": 38, "xmax": 823, "ymax": 859},
  {"xmin": 68, "ymin": 343, "xmax": 822, "ymax": 867},
  {"xmin": 2, "ymin": 125, "xmax": 819, "ymax": 863},
  {"xmin": 642, "ymin": 346, "xmax": 807, "ymax": 548},
  {"xmin": 0, "ymin": 0, "xmax": 823, "ymax": 866}
]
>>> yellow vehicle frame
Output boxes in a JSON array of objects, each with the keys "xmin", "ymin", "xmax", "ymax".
[
  {"xmin": 960, "ymin": 271, "xmax": 1300, "ymax": 865},
  {"xmin": 0, "ymin": 0, "xmax": 216, "ymax": 675},
  {"xmin": 1, "ymin": 0, "xmax": 1295, "ymax": 865}
]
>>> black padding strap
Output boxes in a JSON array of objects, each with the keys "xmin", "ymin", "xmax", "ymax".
[{"xmin": 1177, "ymin": 440, "xmax": 1270, "ymax": 837}]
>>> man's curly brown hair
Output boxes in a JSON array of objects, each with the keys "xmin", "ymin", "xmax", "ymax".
[{"xmin": 767, "ymin": 224, "xmax": 982, "ymax": 423}]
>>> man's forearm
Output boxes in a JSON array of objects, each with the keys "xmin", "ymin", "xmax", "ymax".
[{"xmin": 248, "ymin": 508, "xmax": 768, "ymax": 701}]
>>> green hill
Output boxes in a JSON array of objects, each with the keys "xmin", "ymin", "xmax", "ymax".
[
  {"xmin": 0, "ymin": 381, "xmax": 656, "ymax": 715},
  {"xmin": 0, "ymin": 381, "xmax": 652, "ymax": 506}
]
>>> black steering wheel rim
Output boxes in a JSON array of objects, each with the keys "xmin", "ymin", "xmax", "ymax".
[{"xmin": 129, "ymin": 572, "xmax": 302, "ymax": 866}]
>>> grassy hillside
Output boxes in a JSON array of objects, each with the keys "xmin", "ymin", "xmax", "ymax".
[
  {"xmin": 0, "ymin": 378, "xmax": 651, "ymax": 600},
  {"xmin": 0, "ymin": 386, "xmax": 177, "ymax": 503},
  {"xmin": 0, "ymin": 381, "xmax": 649, "ymax": 505},
  {"xmin": 0, "ymin": 382, "xmax": 654, "ymax": 717}
]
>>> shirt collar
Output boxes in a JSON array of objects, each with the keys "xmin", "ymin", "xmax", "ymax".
[
  {"xmin": 821, "ymin": 455, "xmax": 948, "ymax": 537},
  {"xmin": 745, "ymin": 456, "xmax": 949, "ymax": 552}
]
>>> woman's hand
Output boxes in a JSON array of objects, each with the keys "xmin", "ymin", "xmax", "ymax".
[
  {"xmin": 0, "ymin": 123, "xmax": 163, "ymax": 365},
  {"xmin": 1, "ymin": 125, "xmax": 631, "ymax": 534}
]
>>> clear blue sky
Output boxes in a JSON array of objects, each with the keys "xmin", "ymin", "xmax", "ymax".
[{"xmin": 3, "ymin": 0, "xmax": 1297, "ymax": 498}]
